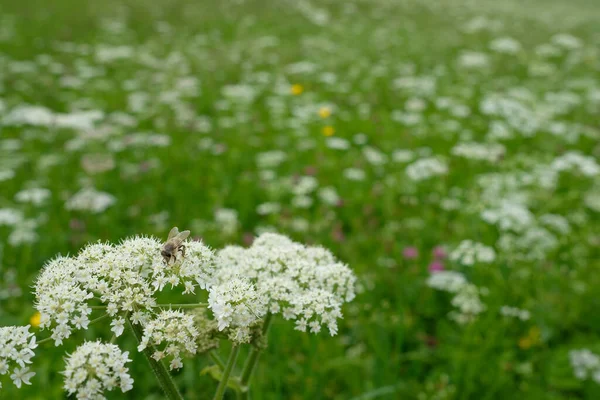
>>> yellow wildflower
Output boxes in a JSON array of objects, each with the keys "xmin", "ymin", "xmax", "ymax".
[
  {"xmin": 322, "ymin": 126, "xmax": 335, "ymax": 136},
  {"xmin": 318, "ymin": 106, "xmax": 332, "ymax": 118},
  {"xmin": 30, "ymin": 311, "xmax": 41, "ymax": 327},
  {"xmin": 518, "ymin": 326, "xmax": 542, "ymax": 350},
  {"xmin": 290, "ymin": 84, "xmax": 304, "ymax": 95}
]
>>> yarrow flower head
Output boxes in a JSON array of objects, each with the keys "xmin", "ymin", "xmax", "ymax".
[
  {"xmin": 137, "ymin": 310, "xmax": 199, "ymax": 370},
  {"xmin": 0, "ymin": 325, "xmax": 37, "ymax": 389},
  {"xmin": 63, "ymin": 341, "xmax": 133, "ymax": 399}
]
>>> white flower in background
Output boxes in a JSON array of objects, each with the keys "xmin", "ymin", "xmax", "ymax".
[
  {"xmin": 406, "ymin": 157, "xmax": 448, "ymax": 181},
  {"xmin": 63, "ymin": 341, "xmax": 133, "ymax": 399},
  {"xmin": 450, "ymin": 283, "xmax": 486, "ymax": 324},
  {"xmin": 481, "ymin": 201, "xmax": 534, "ymax": 232},
  {"xmin": 500, "ymin": 306, "xmax": 530, "ymax": 321},
  {"xmin": 458, "ymin": 51, "xmax": 490, "ymax": 69},
  {"xmin": 391, "ymin": 149, "xmax": 414, "ymax": 163},
  {"xmin": 569, "ymin": 349, "xmax": 600, "ymax": 383},
  {"xmin": 318, "ymin": 186, "xmax": 340, "ymax": 206},
  {"xmin": 0, "ymin": 169, "xmax": 15, "ymax": 182},
  {"xmin": 292, "ymin": 176, "xmax": 318, "ymax": 196},
  {"xmin": 256, "ymin": 202, "xmax": 281, "ymax": 215},
  {"xmin": 426, "ymin": 271, "xmax": 467, "ymax": 293},
  {"xmin": 8, "ymin": 219, "xmax": 39, "ymax": 246},
  {"xmin": 539, "ymin": 214, "xmax": 571, "ymax": 235},
  {"xmin": 65, "ymin": 187, "xmax": 116, "ymax": 213},
  {"xmin": 450, "ymin": 240, "xmax": 496, "ymax": 266},
  {"xmin": 489, "ymin": 37, "xmax": 522, "ymax": 54},
  {"xmin": 0, "ymin": 208, "xmax": 24, "ymax": 226},
  {"xmin": 343, "ymin": 168, "xmax": 366, "ymax": 181},
  {"xmin": 14, "ymin": 187, "xmax": 51, "ymax": 205},
  {"xmin": 363, "ymin": 146, "xmax": 388, "ymax": 166},
  {"xmin": 256, "ymin": 150, "xmax": 286, "ymax": 169},
  {"xmin": 551, "ymin": 152, "xmax": 600, "ymax": 177},
  {"xmin": 137, "ymin": 310, "xmax": 199, "ymax": 370},
  {"xmin": 498, "ymin": 227, "xmax": 558, "ymax": 261},
  {"xmin": 327, "ymin": 137, "xmax": 351, "ymax": 150},
  {"xmin": 451, "ymin": 142, "xmax": 505, "ymax": 162},
  {"xmin": 551, "ymin": 34, "xmax": 582, "ymax": 50},
  {"xmin": 0, "ymin": 325, "xmax": 37, "ymax": 389},
  {"xmin": 214, "ymin": 208, "xmax": 239, "ymax": 236}
]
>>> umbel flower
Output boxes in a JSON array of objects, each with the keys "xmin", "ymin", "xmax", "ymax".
[
  {"xmin": 0, "ymin": 325, "xmax": 37, "ymax": 389},
  {"xmin": 210, "ymin": 233, "xmax": 356, "ymax": 338},
  {"xmin": 7, "ymin": 229, "xmax": 355, "ymax": 398},
  {"xmin": 63, "ymin": 341, "xmax": 133, "ymax": 399}
]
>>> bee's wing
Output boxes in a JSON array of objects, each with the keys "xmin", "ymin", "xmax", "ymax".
[
  {"xmin": 167, "ymin": 227, "xmax": 180, "ymax": 240},
  {"xmin": 175, "ymin": 230, "xmax": 191, "ymax": 241}
]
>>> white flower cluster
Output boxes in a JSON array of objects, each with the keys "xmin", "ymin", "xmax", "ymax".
[
  {"xmin": 426, "ymin": 271, "xmax": 467, "ymax": 292},
  {"xmin": 0, "ymin": 325, "xmax": 37, "ymax": 389},
  {"xmin": 451, "ymin": 142, "xmax": 505, "ymax": 163},
  {"xmin": 65, "ymin": 187, "xmax": 116, "ymax": 213},
  {"xmin": 34, "ymin": 256, "xmax": 94, "ymax": 345},
  {"xmin": 426, "ymin": 271, "xmax": 486, "ymax": 324},
  {"xmin": 481, "ymin": 201, "xmax": 534, "ymax": 233},
  {"xmin": 35, "ymin": 236, "xmax": 213, "ymax": 345},
  {"xmin": 406, "ymin": 157, "xmax": 448, "ymax": 181},
  {"xmin": 210, "ymin": 233, "xmax": 356, "ymax": 339},
  {"xmin": 449, "ymin": 283, "xmax": 486, "ymax": 324},
  {"xmin": 146, "ymin": 237, "xmax": 215, "ymax": 294},
  {"xmin": 569, "ymin": 349, "xmax": 600, "ymax": 383},
  {"xmin": 63, "ymin": 341, "xmax": 133, "ymax": 399},
  {"xmin": 551, "ymin": 152, "xmax": 600, "ymax": 177},
  {"xmin": 137, "ymin": 310, "xmax": 199, "ymax": 370},
  {"xmin": 500, "ymin": 306, "xmax": 530, "ymax": 321},
  {"xmin": 497, "ymin": 226, "xmax": 558, "ymax": 261},
  {"xmin": 449, "ymin": 240, "xmax": 496, "ymax": 266}
]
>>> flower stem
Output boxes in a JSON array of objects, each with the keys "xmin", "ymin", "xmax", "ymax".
[
  {"xmin": 240, "ymin": 314, "xmax": 273, "ymax": 391},
  {"xmin": 153, "ymin": 303, "xmax": 208, "ymax": 309},
  {"xmin": 126, "ymin": 317, "xmax": 183, "ymax": 400},
  {"xmin": 210, "ymin": 350, "xmax": 226, "ymax": 370},
  {"xmin": 213, "ymin": 345, "xmax": 240, "ymax": 400}
]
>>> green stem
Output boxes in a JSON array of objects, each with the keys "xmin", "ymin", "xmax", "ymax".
[
  {"xmin": 210, "ymin": 350, "xmax": 226, "ymax": 370},
  {"xmin": 154, "ymin": 303, "xmax": 208, "ymax": 309},
  {"xmin": 213, "ymin": 346, "xmax": 240, "ymax": 400},
  {"xmin": 240, "ymin": 314, "xmax": 273, "ymax": 389},
  {"xmin": 90, "ymin": 303, "xmax": 207, "ymax": 310},
  {"xmin": 126, "ymin": 318, "xmax": 184, "ymax": 400}
]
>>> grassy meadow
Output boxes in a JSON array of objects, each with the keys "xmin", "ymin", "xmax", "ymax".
[{"xmin": 1, "ymin": 0, "xmax": 600, "ymax": 398}]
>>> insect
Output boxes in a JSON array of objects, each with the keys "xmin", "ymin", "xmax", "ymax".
[{"xmin": 161, "ymin": 227, "xmax": 191, "ymax": 264}]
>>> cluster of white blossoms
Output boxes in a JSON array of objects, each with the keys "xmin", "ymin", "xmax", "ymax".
[
  {"xmin": 34, "ymin": 236, "xmax": 215, "ymax": 345},
  {"xmin": 569, "ymin": 349, "xmax": 600, "ymax": 383},
  {"xmin": 17, "ymin": 230, "xmax": 354, "ymax": 396},
  {"xmin": 137, "ymin": 310, "xmax": 199, "ymax": 370},
  {"xmin": 500, "ymin": 306, "xmax": 531, "ymax": 321},
  {"xmin": 63, "ymin": 341, "xmax": 133, "ymax": 399},
  {"xmin": 0, "ymin": 326, "xmax": 37, "ymax": 389},
  {"xmin": 405, "ymin": 157, "xmax": 448, "ymax": 181},
  {"xmin": 451, "ymin": 142, "xmax": 506, "ymax": 163},
  {"xmin": 449, "ymin": 240, "xmax": 496, "ymax": 266},
  {"xmin": 426, "ymin": 271, "xmax": 486, "ymax": 324},
  {"xmin": 210, "ymin": 233, "xmax": 356, "ymax": 339},
  {"xmin": 65, "ymin": 187, "xmax": 116, "ymax": 213}
]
